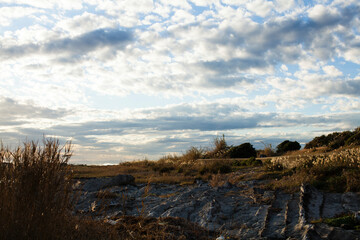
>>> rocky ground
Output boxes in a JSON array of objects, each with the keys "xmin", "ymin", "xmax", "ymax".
[{"xmin": 74, "ymin": 174, "xmax": 360, "ymax": 240}]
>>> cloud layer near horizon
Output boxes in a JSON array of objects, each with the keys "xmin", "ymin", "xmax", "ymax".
[{"xmin": 0, "ymin": 0, "xmax": 359, "ymax": 163}]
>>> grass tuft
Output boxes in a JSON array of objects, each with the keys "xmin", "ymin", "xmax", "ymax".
[{"xmin": 0, "ymin": 139, "xmax": 118, "ymax": 240}]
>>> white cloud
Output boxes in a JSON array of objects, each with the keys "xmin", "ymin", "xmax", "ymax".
[
  {"xmin": 160, "ymin": 0, "xmax": 192, "ymax": 10},
  {"xmin": 322, "ymin": 65, "xmax": 343, "ymax": 77},
  {"xmin": 93, "ymin": 0, "xmax": 154, "ymax": 27},
  {"xmin": 246, "ymin": 0, "xmax": 274, "ymax": 17},
  {"xmin": 326, "ymin": 98, "xmax": 360, "ymax": 111},
  {"xmin": 275, "ymin": 0, "xmax": 295, "ymax": 12},
  {"xmin": 0, "ymin": 0, "xmax": 83, "ymax": 9},
  {"xmin": 308, "ymin": 4, "xmax": 340, "ymax": 24},
  {"xmin": 343, "ymin": 44, "xmax": 360, "ymax": 64},
  {"xmin": 56, "ymin": 12, "xmax": 117, "ymax": 35},
  {"xmin": 171, "ymin": 9, "xmax": 196, "ymax": 24},
  {"xmin": 0, "ymin": 7, "xmax": 41, "ymax": 26},
  {"xmin": 222, "ymin": 0, "xmax": 247, "ymax": 6},
  {"xmin": 281, "ymin": 64, "xmax": 288, "ymax": 71},
  {"xmin": 298, "ymin": 55, "xmax": 321, "ymax": 71},
  {"xmin": 189, "ymin": 0, "xmax": 219, "ymax": 7}
]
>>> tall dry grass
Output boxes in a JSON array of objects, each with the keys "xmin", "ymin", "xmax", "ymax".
[
  {"xmin": 267, "ymin": 147, "xmax": 360, "ymax": 192},
  {"xmin": 0, "ymin": 139, "xmax": 118, "ymax": 240}
]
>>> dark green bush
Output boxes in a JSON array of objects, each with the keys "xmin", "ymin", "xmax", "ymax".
[
  {"xmin": 276, "ymin": 140, "xmax": 301, "ymax": 155},
  {"xmin": 345, "ymin": 132, "xmax": 360, "ymax": 147},
  {"xmin": 305, "ymin": 127, "xmax": 360, "ymax": 149},
  {"xmin": 228, "ymin": 143, "xmax": 256, "ymax": 158}
]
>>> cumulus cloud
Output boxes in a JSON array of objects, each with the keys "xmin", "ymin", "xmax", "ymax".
[
  {"xmin": 275, "ymin": 0, "xmax": 295, "ymax": 12},
  {"xmin": 0, "ymin": 0, "xmax": 84, "ymax": 9},
  {"xmin": 0, "ymin": 28, "xmax": 132, "ymax": 60},
  {"xmin": 246, "ymin": 0, "xmax": 274, "ymax": 17},
  {"xmin": 8, "ymin": 102, "xmax": 359, "ymax": 162},
  {"xmin": 26, "ymin": 102, "xmax": 356, "ymax": 139},
  {"xmin": 0, "ymin": 7, "xmax": 41, "ymax": 26},
  {"xmin": 56, "ymin": 12, "xmax": 117, "ymax": 35},
  {"xmin": 322, "ymin": 65, "xmax": 343, "ymax": 77},
  {"xmin": 0, "ymin": 97, "xmax": 71, "ymax": 125},
  {"xmin": 1, "ymin": 1, "xmax": 360, "ymax": 163}
]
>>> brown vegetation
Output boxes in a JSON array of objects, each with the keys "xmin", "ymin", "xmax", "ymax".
[
  {"xmin": 0, "ymin": 139, "xmax": 119, "ymax": 240},
  {"xmin": 0, "ymin": 139, "xmax": 218, "ymax": 240},
  {"xmin": 267, "ymin": 147, "xmax": 360, "ymax": 192},
  {"xmin": 114, "ymin": 216, "xmax": 216, "ymax": 240}
]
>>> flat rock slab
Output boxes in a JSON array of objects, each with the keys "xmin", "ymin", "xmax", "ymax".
[{"xmin": 74, "ymin": 179, "xmax": 360, "ymax": 239}]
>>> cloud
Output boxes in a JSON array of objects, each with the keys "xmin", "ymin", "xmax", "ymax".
[
  {"xmin": 0, "ymin": 1, "xmax": 360, "ymax": 163},
  {"xmin": 322, "ymin": 65, "xmax": 343, "ymax": 77},
  {"xmin": 274, "ymin": 0, "xmax": 295, "ymax": 12},
  {"xmin": 0, "ymin": 97, "xmax": 71, "ymax": 126},
  {"xmin": 32, "ymin": 102, "xmax": 356, "ymax": 138},
  {"xmin": 246, "ymin": 0, "xmax": 274, "ymax": 17},
  {"xmin": 1, "ymin": 97, "xmax": 359, "ymax": 163},
  {"xmin": 0, "ymin": 0, "xmax": 84, "ymax": 10},
  {"xmin": 0, "ymin": 28, "xmax": 132, "ymax": 60},
  {"xmin": 201, "ymin": 58, "xmax": 268, "ymax": 73},
  {"xmin": 205, "ymin": 75, "xmax": 255, "ymax": 88},
  {"xmin": 308, "ymin": 5, "xmax": 340, "ymax": 25},
  {"xmin": 56, "ymin": 12, "xmax": 117, "ymax": 35},
  {"xmin": 0, "ymin": 7, "xmax": 41, "ymax": 26}
]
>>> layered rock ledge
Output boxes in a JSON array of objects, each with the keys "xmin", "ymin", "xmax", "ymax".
[{"xmin": 74, "ymin": 175, "xmax": 360, "ymax": 240}]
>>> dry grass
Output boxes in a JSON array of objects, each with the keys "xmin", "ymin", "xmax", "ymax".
[
  {"xmin": 71, "ymin": 146, "xmax": 360, "ymax": 194},
  {"xmin": 71, "ymin": 157, "xmax": 260, "ymax": 185},
  {"xmin": 265, "ymin": 147, "xmax": 360, "ymax": 192},
  {"xmin": 114, "ymin": 216, "xmax": 217, "ymax": 240},
  {"xmin": 0, "ymin": 139, "xmax": 119, "ymax": 240}
]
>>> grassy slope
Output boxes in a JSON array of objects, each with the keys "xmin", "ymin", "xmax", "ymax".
[{"xmin": 71, "ymin": 146, "xmax": 360, "ymax": 193}]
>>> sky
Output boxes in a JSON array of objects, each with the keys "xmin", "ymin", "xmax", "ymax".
[{"xmin": 0, "ymin": 0, "xmax": 360, "ymax": 164}]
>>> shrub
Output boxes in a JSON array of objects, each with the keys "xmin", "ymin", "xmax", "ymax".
[
  {"xmin": 228, "ymin": 143, "xmax": 256, "ymax": 158},
  {"xmin": 182, "ymin": 146, "xmax": 204, "ymax": 162},
  {"xmin": 345, "ymin": 132, "xmax": 360, "ymax": 147},
  {"xmin": 232, "ymin": 160, "xmax": 244, "ymax": 167},
  {"xmin": 213, "ymin": 134, "xmax": 227, "ymax": 153},
  {"xmin": 245, "ymin": 157, "xmax": 263, "ymax": 166},
  {"xmin": 305, "ymin": 127, "xmax": 360, "ymax": 150},
  {"xmin": 259, "ymin": 143, "xmax": 275, "ymax": 157},
  {"xmin": 268, "ymin": 147, "xmax": 360, "ymax": 192},
  {"xmin": 151, "ymin": 163, "xmax": 175, "ymax": 174},
  {"xmin": 198, "ymin": 161, "xmax": 232, "ymax": 175},
  {"xmin": 329, "ymin": 131, "xmax": 353, "ymax": 149},
  {"xmin": 276, "ymin": 140, "xmax": 301, "ymax": 155},
  {"xmin": 203, "ymin": 135, "xmax": 229, "ymax": 158}
]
